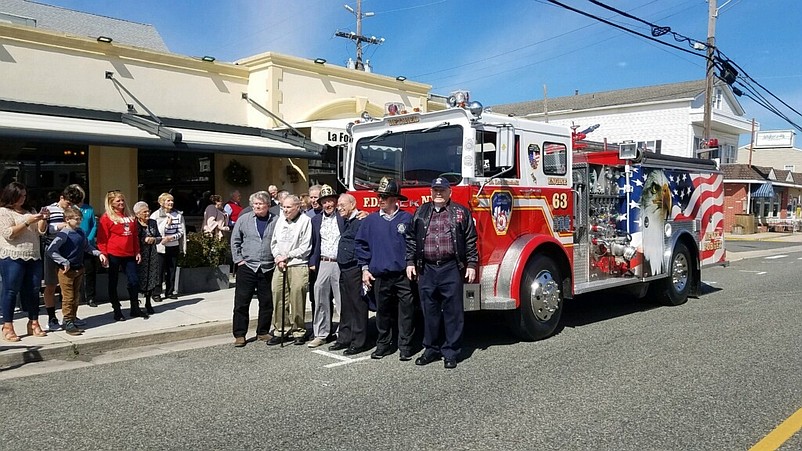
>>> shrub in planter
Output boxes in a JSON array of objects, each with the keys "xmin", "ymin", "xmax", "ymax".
[
  {"xmin": 178, "ymin": 232, "xmax": 229, "ymax": 268},
  {"xmin": 176, "ymin": 232, "xmax": 230, "ymax": 294}
]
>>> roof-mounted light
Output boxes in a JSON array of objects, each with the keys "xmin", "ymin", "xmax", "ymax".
[
  {"xmin": 468, "ymin": 101, "xmax": 483, "ymax": 118},
  {"xmin": 360, "ymin": 111, "xmax": 373, "ymax": 122},
  {"xmin": 447, "ymin": 90, "xmax": 470, "ymax": 108}
]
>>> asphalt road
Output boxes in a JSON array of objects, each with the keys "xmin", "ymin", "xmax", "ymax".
[{"xmin": 2, "ymin": 251, "xmax": 802, "ymax": 450}]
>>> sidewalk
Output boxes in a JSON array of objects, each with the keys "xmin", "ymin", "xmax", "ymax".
[
  {"xmin": 4, "ymin": 232, "xmax": 802, "ymax": 369},
  {"xmin": 0, "ymin": 288, "xmax": 249, "ymax": 368}
]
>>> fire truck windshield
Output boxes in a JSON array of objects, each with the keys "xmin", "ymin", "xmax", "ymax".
[{"xmin": 353, "ymin": 124, "xmax": 464, "ymax": 189}]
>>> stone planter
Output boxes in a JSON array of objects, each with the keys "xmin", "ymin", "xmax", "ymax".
[{"xmin": 176, "ymin": 266, "xmax": 230, "ymax": 294}]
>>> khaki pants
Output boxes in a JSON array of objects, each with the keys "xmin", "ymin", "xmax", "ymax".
[
  {"xmin": 57, "ymin": 267, "xmax": 84, "ymax": 322},
  {"xmin": 272, "ymin": 265, "xmax": 308, "ymax": 338}
]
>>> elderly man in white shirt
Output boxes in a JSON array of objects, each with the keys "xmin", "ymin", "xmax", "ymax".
[{"xmin": 269, "ymin": 194, "xmax": 312, "ymax": 346}]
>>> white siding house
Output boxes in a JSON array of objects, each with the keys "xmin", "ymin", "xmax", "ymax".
[{"xmin": 491, "ymin": 80, "xmax": 753, "ymax": 161}]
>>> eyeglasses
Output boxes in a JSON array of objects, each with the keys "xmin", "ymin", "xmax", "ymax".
[{"xmin": 107, "ymin": 189, "xmax": 121, "ymax": 194}]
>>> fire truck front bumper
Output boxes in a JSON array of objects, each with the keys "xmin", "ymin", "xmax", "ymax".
[{"xmin": 463, "ymin": 282, "xmax": 516, "ymax": 311}]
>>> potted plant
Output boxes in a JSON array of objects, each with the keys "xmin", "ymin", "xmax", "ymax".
[{"xmin": 176, "ymin": 232, "xmax": 231, "ymax": 294}]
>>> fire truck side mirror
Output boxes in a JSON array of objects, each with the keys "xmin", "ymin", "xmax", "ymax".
[
  {"xmin": 495, "ymin": 126, "xmax": 515, "ymax": 168},
  {"xmin": 321, "ymin": 144, "xmax": 340, "ymax": 164}
]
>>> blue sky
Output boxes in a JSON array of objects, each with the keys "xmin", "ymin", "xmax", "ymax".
[{"xmin": 43, "ymin": 0, "xmax": 801, "ymax": 138}]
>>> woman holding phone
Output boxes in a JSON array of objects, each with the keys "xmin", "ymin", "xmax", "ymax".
[{"xmin": 0, "ymin": 182, "xmax": 47, "ymax": 341}]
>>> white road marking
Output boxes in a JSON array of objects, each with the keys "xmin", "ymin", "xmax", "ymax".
[
  {"xmin": 739, "ymin": 270, "xmax": 767, "ymax": 275},
  {"xmin": 703, "ymin": 281, "xmax": 718, "ymax": 285},
  {"xmin": 312, "ymin": 350, "xmax": 351, "ymax": 361},
  {"xmin": 324, "ymin": 356, "xmax": 372, "ymax": 368},
  {"xmin": 312, "ymin": 349, "xmax": 373, "ymax": 368},
  {"xmin": 765, "ymin": 255, "xmax": 788, "ymax": 260}
]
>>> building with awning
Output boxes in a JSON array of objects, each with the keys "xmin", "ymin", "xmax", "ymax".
[
  {"xmin": 722, "ymin": 164, "xmax": 802, "ymax": 233},
  {"xmin": 0, "ymin": 0, "xmax": 435, "ymax": 215}
]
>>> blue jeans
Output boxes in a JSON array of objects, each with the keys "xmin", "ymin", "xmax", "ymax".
[
  {"xmin": 107, "ymin": 255, "xmax": 139, "ymax": 310},
  {"xmin": 0, "ymin": 258, "xmax": 42, "ymax": 323}
]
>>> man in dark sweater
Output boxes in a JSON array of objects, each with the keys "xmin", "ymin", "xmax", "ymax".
[
  {"xmin": 356, "ymin": 177, "xmax": 415, "ymax": 361},
  {"xmin": 46, "ymin": 206, "xmax": 107, "ymax": 335},
  {"xmin": 330, "ymin": 193, "xmax": 369, "ymax": 355}
]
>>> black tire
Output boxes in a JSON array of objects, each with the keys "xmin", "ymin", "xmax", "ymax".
[
  {"xmin": 655, "ymin": 242, "xmax": 693, "ymax": 306},
  {"xmin": 508, "ymin": 255, "xmax": 563, "ymax": 341}
]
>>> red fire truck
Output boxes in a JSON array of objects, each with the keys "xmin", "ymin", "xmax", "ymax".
[{"xmin": 340, "ymin": 94, "xmax": 726, "ymax": 340}]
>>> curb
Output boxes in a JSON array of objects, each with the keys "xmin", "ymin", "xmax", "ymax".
[{"xmin": 0, "ymin": 319, "xmax": 241, "ymax": 369}]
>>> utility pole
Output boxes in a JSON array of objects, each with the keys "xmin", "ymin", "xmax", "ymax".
[
  {"xmin": 336, "ymin": 0, "xmax": 384, "ymax": 71},
  {"xmin": 702, "ymin": 0, "xmax": 717, "ymax": 144}
]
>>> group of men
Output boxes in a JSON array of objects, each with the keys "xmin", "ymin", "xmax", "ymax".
[{"xmin": 229, "ymin": 177, "xmax": 477, "ymax": 369}]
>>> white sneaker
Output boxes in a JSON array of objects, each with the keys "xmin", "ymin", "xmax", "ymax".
[
  {"xmin": 48, "ymin": 317, "xmax": 61, "ymax": 332},
  {"xmin": 73, "ymin": 317, "xmax": 87, "ymax": 326},
  {"xmin": 307, "ymin": 338, "xmax": 325, "ymax": 348}
]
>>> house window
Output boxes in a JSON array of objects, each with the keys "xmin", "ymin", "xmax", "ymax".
[
  {"xmin": 637, "ymin": 140, "xmax": 662, "ymax": 154},
  {"xmin": 714, "ymin": 88, "xmax": 723, "ymax": 110}
]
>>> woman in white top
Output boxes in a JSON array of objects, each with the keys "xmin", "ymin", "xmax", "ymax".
[
  {"xmin": 150, "ymin": 192, "xmax": 185, "ymax": 301},
  {"xmin": 0, "ymin": 182, "xmax": 47, "ymax": 341}
]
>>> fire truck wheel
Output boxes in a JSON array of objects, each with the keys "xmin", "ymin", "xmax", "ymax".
[
  {"xmin": 510, "ymin": 255, "xmax": 563, "ymax": 341},
  {"xmin": 656, "ymin": 242, "xmax": 692, "ymax": 306}
]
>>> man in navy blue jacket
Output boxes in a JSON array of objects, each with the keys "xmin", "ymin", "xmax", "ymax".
[{"xmin": 356, "ymin": 177, "xmax": 416, "ymax": 361}]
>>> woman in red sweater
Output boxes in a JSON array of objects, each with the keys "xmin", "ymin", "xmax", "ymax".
[{"xmin": 97, "ymin": 190, "xmax": 142, "ymax": 321}]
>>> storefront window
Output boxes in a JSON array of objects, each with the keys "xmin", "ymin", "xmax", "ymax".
[
  {"xmin": 138, "ymin": 150, "xmax": 214, "ymax": 216},
  {"xmin": 0, "ymin": 140, "xmax": 88, "ymax": 209}
]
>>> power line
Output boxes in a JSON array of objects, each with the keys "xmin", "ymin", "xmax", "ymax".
[{"xmin": 544, "ymin": 0, "xmax": 709, "ymax": 61}]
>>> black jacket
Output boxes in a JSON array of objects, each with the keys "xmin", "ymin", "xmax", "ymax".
[{"xmin": 405, "ymin": 200, "xmax": 478, "ymax": 271}]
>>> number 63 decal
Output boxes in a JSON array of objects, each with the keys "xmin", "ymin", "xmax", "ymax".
[{"xmin": 551, "ymin": 192, "xmax": 568, "ymax": 209}]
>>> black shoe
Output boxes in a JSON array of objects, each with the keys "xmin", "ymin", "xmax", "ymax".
[
  {"xmin": 415, "ymin": 352, "xmax": 441, "ymax": 366},
  {"xmin": 153, "ymin": 295, "xmax": 162, "ymax": 303},
  {"xmin": 130, "ymin": 309, "xmax": 145, "ymax": 318},
  {"xmin": 168, "ymin": 293, "xmax": 178, "ymax": 300},
  {"xmin": 343, "ymin": 346, "xmax": 369, "ymax": 356},
  {"xmin": 399, "ymin": 351, "xmax": 414, "ymax": 361},
  {"xmin": 371, "ymin": 348, "xmax": 394, "ymax": 360},
  {"xmin": 444, "ymin": 359, "xmax": 457, "ymax": 369},
  {"xmin": 88, "ymin": 299, "xmax": 98, "ymax": 308},
  {"xmin": 146, "ymin": 305, "xmax": 155, "ymax": 315},
  {"xmin": 266, "ymin": 335, "xmax": 286, "ymax": 346},
  {"xmin": 328, "ymin": 342, "xmax": 348, "ymax": 351},
  {"xmin": 293, "ymin": 336, "xmax": 307, "ymax": 346},
  {"xmin": 113, "ymin": 310, "xmax": 126, "ymax": 322}
]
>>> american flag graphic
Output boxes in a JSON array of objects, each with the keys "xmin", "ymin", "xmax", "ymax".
[
  {"xmin": 616, "ymin": 167, "xmax": 726, "ymax": 267},
  {"xmin": 666, "ymin": 170, "xmax": 725, "ymax": 264}
]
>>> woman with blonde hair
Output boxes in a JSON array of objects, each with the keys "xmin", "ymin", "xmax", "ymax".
[
  {"xmin": 150, "ymin": 192, "xmax": 185, "ymax": 301},
  {"xmin": 96, "ymin": 190, "xmax": 142, "ymax": 321}
]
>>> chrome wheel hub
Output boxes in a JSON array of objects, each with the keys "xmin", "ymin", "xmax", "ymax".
[
  {"xmin": 671, "ymin": 252, "xmax": 689, "ymax": 293},
  {"xmin": 529, "ymin": 272, "xmax": 560, "ymax": 321}
]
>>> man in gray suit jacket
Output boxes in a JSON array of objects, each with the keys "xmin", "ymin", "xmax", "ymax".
[{"xmin": 230, "ymin": 191, "xmax": 277, "ymax": 347}]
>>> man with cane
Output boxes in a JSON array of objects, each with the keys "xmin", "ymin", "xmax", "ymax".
[{"xmin": 269, "ymin": 194, "xmax": 312, "ymax": 346}]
